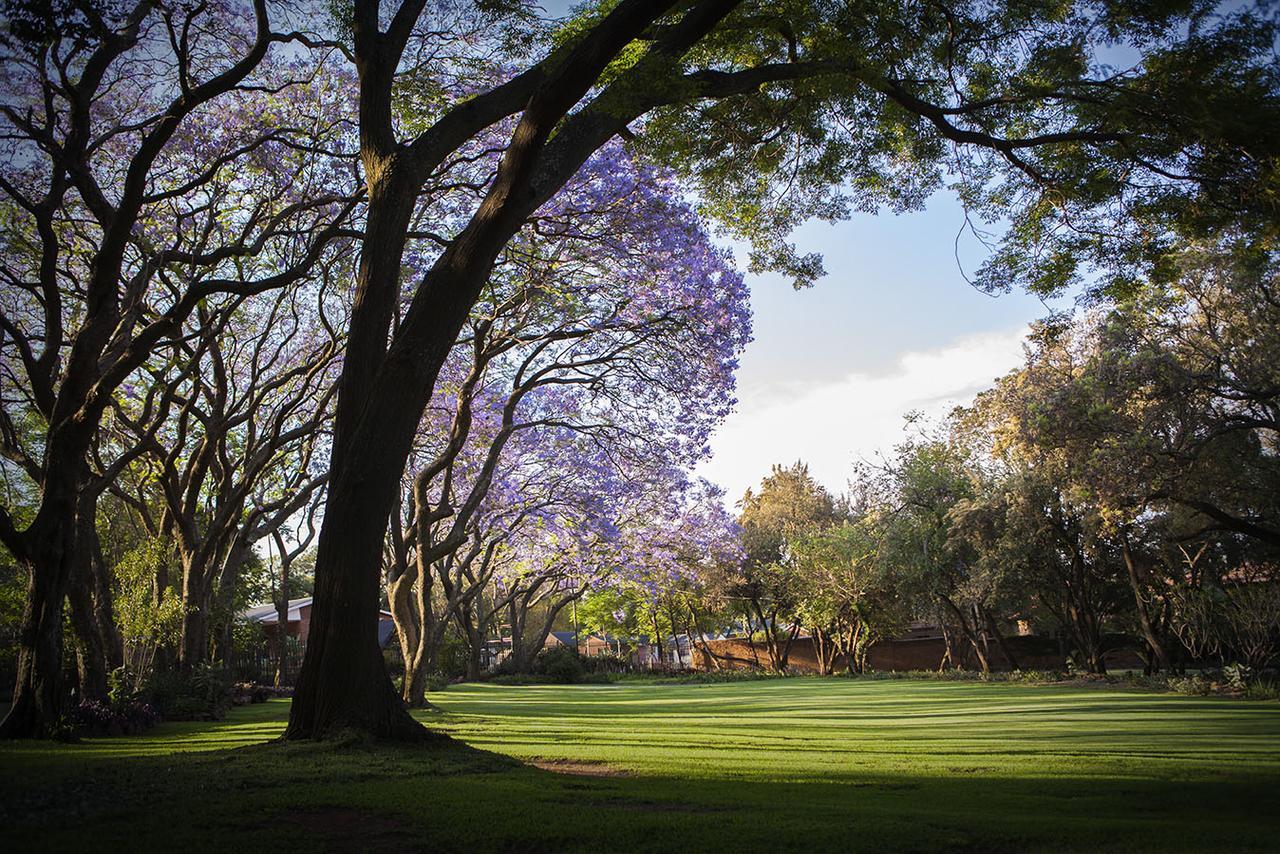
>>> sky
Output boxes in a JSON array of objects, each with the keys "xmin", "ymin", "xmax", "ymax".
[{"xmin": 695, "ymin": 191, "xmax": 1062, "ymax": 504}]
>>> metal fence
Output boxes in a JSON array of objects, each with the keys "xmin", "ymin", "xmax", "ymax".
[{"xmin": 228, "ymin": 638, "xmax": 305, "ymax": 686}]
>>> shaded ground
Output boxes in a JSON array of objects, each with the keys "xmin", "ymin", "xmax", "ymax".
[{"xmin": 2, "ymin": 678, "xmax": 1278, "ymax": 852}]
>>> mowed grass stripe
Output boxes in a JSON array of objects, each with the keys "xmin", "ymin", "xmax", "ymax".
[{"xmin": 1, "ymin": 678, "xmax": 1277, "ymax": 852}]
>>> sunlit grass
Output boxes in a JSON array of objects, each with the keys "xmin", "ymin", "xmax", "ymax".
[{"xmin": 3, "ymin": 679, "xmax": 1278, "ymax": 852}]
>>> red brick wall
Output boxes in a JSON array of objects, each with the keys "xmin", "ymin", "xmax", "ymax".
[{"xmin": 695, "ymin": 634, "xmax": 1072, "ymax": 673}]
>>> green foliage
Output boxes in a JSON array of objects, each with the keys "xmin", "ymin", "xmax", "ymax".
[
  {"xmin": 1244, "ymin": 678, "xmax": 1280, "ymax": 702},
  {"xmin": 107, "ymin": 666, "xmax": 140, "ymax": 706},
  {"xmin": 145, "ymin": 663, "xmax": 234, "ymax": 721},
  {"xmin": 738, "ymin": 462, "xmax": 837, "ymax": 567},
  {"xmin": 0, "ymin": 555, "xmax": 24, "ymax": 698},
  {"xmin": 631, "ymin": 0, "xmax": 1280, "ymax": 298},
  {"xmin": 532, "ymin": 646, "xmax": 586, "ymax": 684},
  {"xmin": 432, "ymin": 632, "xmax": 471, "ymax": 681},
  {"xmin": 1222, "ymin": 663, "xmax": 1253, "ymax": 692},
  {"xmin": 790, "ymin": 516, "xmax": 910, "ymax": 671},
  {"xmin": 728, "ymin": 462, "xmax": 838, "ymax": 658},
  {"xmin": 1166, "ymin": 674, "xmax": 1214, "ymax": 696},
  {"xmin": 113, "ymin": 537, "xmax": 183, "ymax": 653}
]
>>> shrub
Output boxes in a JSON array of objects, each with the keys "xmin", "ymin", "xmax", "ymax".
[
  {"xmin": 230, "ymin": 682, "xmax": 273, "ymax": 705},
  {"xmin": 163, "ymin": 696, "xmax": 216, "ymax": 721},
  {"xmin": 580, "ymin": 653, "xmax": 631, "ymax": 675},
  {"xmin": 1167, "ymin": 674, "xmax": 1213, "ymax": 696},
  {"xmin": 1007, "ymin": 669, "xmax": 1067, "ymax": 683},
  {"xmin": 622, "ymin": 669, "xmax": 782, "ymax": 684},
  {"xmin": 533, "ymin": 646, "xmax": 586, "ymax": 683},
  {"xmin": 145, "ymin": 663, "xmax": 233, "ymax": 720},
  {"xmin": 1244, "ymin": 678, "xmax": 1280, "ymax": 701},
  {"xmin": 486, "ymin": 673, "xmax": 559, "ymax": 685},
  {"xmin": 68, "ymin": 699, "xmax": 160, "ymax": 737},
  {"xmin": 1222, "ymin": 663, "xmax": 1253, "ymax": 692},
  {"xmin": 423, "ymin": 672, "xmax": 451, "ymax": 693},
  {"xmin": 434, "ymin": 634, "xmax": 470, "ymax": 680},
  {"xmin": 107, "ymin": 666, "xmax": 141, "ymax": 706}
]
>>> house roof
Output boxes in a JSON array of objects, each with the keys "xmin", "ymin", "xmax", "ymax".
[
  {"xmin": 239, "ymin": 597, "xmax": 395, "ymax": 624},
  {"xmin": 240, "ymin": 598, "xmax": 313, "ymax": 624},
  {"xmin": 548, "ymin": 631, "xmax": 578, "ymax": 646}
]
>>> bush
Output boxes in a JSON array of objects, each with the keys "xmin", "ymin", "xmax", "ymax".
[
  {"xmin": 1167, "ymin": 674, "xmax": 1213, "ymax": 696},
  {"xmin": 230, "ymin": 682, "xmax": 273, "ymax": 705},
  {"xmin": 434, "ymin": 634, "xmax": 470, "ymax": 681},
  {"xmin": 68, "ymin": 699, "xmax": 160, "ymax": 737},
  {"xmin": 840, "ymin": 668, "xmax": 1074, "ymax": 684},
  {"xmin": 1222, "ymin": 663, "xmax": 1253, "ymax": 692},
  {"xmin": 587, "ymin": 654, "xmax": 634, "ymax": 674},
  {"xmin": 1244, "ymin": 678, "xmax": 1280, "ymax": 701},
  {"xmin": 108, "ymin": 666, "xmax": 141, "ymax": 706},
  {"xmin": 145, "ymin": 663, "xmax": 233, "ymax": 721},
  {"xmin": 1007, "ymin": 669, "xmax": 1067, "ymax": 683},
  {"xmin": 616, "ymin": 669, "xmax": 782, "ymax": 684},
  {"xmin": 532, "ymin": 646, "xmax": 585, "ymax": 683}
]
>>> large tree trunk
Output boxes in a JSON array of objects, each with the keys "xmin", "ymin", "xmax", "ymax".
[
  {"xmin": 285, "ymin": 497, "xmax": 425, "ymax": 740},
  {"xmin": 86, "ymin": 522, "xmax": 123, "ymax": 673},
  {"xmin": 66, "ymin": 496, "xmax": 119, "ymax": 702},
  {"xmin": 283, "ymin": 168, "xmax": 435, "ymax": 740},
  {"xmin": 67, "ymin": 563, "xmax": 110, "ymax": 702},
  {"xmin": 1, "ymin": 530, "xmax": 74, "ymax": 738},
  {"xmin": 286, "ymin": 456, "xmax": 428, "ymax": 740},
  {"xmin": 179, "ymin": 560, "xmax": 213, "ymax": 669},
  {"xmin": 215, "ymin": 538, "xmax": 250, "ymax": 667},
  {"xmin": 1, "ymin": 446, "xmax": 90, "ymax": 738}
]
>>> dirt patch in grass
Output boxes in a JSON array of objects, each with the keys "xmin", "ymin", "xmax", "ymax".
[
  {"xmin": 528, "ymin": 757, "xmax": 629, "ymax": 777},
  {"xmin": 280, "ymin": 807, "xmax": 418, "ymax": 851}
]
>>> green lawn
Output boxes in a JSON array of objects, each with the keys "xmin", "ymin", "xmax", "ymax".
[{"xmin": 3, "ymin": 678, "xmax": 1279, "ymax": 851}]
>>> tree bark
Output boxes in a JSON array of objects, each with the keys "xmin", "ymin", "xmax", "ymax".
[
  {"xmin": 0, "ymin": 454, "xmax": 86, "ymax": 737},
  {"xmin": 1, "ymin": 536, "xmax": 73, "ymax": 738},
  {"xmin": 939, "ymin": 595, "xmax": 989, "ymax": 674},
  {"xmin": 67, "ymin": 560, "xmax": 110, "ymax": 702},
  {"xmin": 981, "ymin": 605, "xmax": 1020, "ymax": 672},
  {"xmin": 1122, "ymin": 540, "xmax": 1168, "ymax": 673}
]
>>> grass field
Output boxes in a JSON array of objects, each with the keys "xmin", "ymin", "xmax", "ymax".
[{"xmin": 2, "ymin": 677, "xmax": 1279, "ymax": 851}]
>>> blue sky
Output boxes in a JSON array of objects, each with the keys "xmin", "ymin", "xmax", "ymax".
[{"xmin": 696, "ymin": 191, "xmax": 1062, "ymax": 503}]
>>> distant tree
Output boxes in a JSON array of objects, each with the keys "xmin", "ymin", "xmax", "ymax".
[
  {"xmin": 791, "ymin": 516, "xmax": 908, "ymax": 674},
  {"xmin": 732, "ymin": 462, "xmax": 836, "ymax": 670}
]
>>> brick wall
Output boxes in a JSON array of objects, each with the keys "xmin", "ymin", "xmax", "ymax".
[{"xmin": 694, "ymin": 634, "xmax": 1073, "ymax": 673}]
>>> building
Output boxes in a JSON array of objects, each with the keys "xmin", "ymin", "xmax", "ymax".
[{"xmin": 239, "ymin": 597, "xmax": 398, "ymax": 648}]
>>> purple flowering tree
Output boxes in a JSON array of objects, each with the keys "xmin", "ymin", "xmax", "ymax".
[
  {"xmin": 0, "ymin": 2, "xmax": 355, "ymax": 736},
  {"xmin": 383, "ymin": 143, "xmax": 748, "ymax": 703}
]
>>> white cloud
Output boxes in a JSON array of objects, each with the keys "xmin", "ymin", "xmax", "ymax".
[{"xmin": 696, "ymin": 327, "xmax": 1028, "ymax": 503}]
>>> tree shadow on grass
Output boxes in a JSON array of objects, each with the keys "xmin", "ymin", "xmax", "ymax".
[{"xmin": 3, "ymin": 729, "xmax": 1278, "ymax": 853}]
